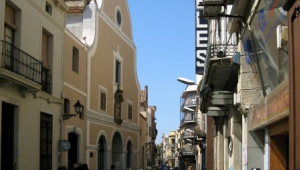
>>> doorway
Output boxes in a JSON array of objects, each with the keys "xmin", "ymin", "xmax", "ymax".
[
  {"xmin": 68, "ymin": 132, "xmax": 79, "ymax": 169},
  {"xmin": 126, "ymin": 141, "xmax": 133, "ymax": 168},
  {"xmin": 98, "ymin": 136, "xmax": 107, "ymax": 170},
  {"xmin": 1, "ymin": 102, "xmax": 16, "ymax": 170},
  {"xmin": 112, "ymin": 132, "xmax": 123, "ymax": 169},
  {"xmin": 269, "ymin": 119, "xmax": 289, "ymax": 170}
]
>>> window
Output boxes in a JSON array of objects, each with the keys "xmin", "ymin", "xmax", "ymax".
[
  {"xmin": 64, "ymin": 98, "xmax": 70, "ymax": 114},
  {"xmin": 128, "ymin": 103, "xmax": 132, "ymax": 120},
  {"xmin": 4, "ymin": 5, "xmax": 16, "ymax": 69},
  {"xmin": 116, "ymin": 9, "xmax": 122, "ymax": 27},
  {"xmin": 100, "ymin": 91, "xmax": 106, "ymax": 112},
  {"xmin": 241, "ymin": 1, "xmax": 288, "ymax": 96},
  {"xmin": 45, "ymin": 2, "xmax": 52, "ymax": 15},
  {"xmin": 115, "ymin": 60, "xmax": 121, "ymax": 85},
  {"xmin": 41, "ymin": 30, "xmax": 53, "ymax": 94},
  {"xmin": 72, "ymin": 47, "xmax": 79, "ymax": 73},
  {"xmin": 40, "ymin": 112, "xmax": 53, "ymax": 170}
]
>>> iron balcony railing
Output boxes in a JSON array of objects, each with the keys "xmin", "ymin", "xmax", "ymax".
[
  {"xmin": 180, "ymin": 113, "xmax": 196, "ymax": 125},
  {"xmin": 41, "ymin": 68, "xmax": 52, "ymax": 94},
  {"xmin": 180, "ymin": 130, "xmax": 194, "ymax": 139},
  {"xmin": 180, "ymin": 97, "xmax": 197, "ymax": 109},
  {"xmin": 1, "ymin": 40, "xmax": 42, "ymax": 84},
  {"xmin": 1, "ymin": 40, "xmax": 52, "ymax": 94},
  {"xmin": 209, "ymin": 44, "xmax": 238, "ymax": 58},
  {"xmin": 169, "ymin": 143, "xmax": 176, "ymax": 148}
]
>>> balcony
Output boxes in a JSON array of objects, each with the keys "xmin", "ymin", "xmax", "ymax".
[
  {"xmin": 0, "ymin": 40, "xmax": 42, "ymax": 91},
  {"xmin": 181, "ymin": 95, "xmax": 197, "ymax": 109},
  {"xmin": 41, "ymin": 68, "xmax": 52, "ymax": 94},
  {"xmin": 169, "ymin": 143, "xmax": 177, "ymax": 148},
  {"xmin": 180, "ymin": 113, "xmax": 196, "ymax": 127},
  {"xmin": 208, "ymin": 44, "xmax": 237, "ymax": 59},
  {"xmin": 200, "ymin": 44, "xmax": 238, "ymax": 113},
  {"xmin": 179, "ymin": 144, "xmax": 195, "ymax": 156},
  {"xmin": 180, "ymin": 130, "xmax": 194, "ymax": 139}
]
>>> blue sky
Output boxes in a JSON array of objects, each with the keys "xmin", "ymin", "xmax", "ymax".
[{"xmin": 127, "ymin": 1, "xmax": 196, "ymax": 143}]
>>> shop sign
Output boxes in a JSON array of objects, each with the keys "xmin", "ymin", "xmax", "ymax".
[
  {"xmin": 249, "ymin": 79, "xmax": 289, "ymax": 130},
  {"xmin": 195, "ymin": 0, "xmax": 208, "ymax": 75},
  {"xmin": 59, "ymin": 140, "xmax": 71, "ymax": 152}
]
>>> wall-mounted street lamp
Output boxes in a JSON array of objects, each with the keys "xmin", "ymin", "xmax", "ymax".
[
  {"xmin": 63, "ymin": 100, "xmax": 83, "ymax": 120},
  {"xmin": 177, "ymin": 77, "xmax": 195, "ymax": 85}
]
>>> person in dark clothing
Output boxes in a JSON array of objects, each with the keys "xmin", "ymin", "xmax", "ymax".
[{"xmin": 81, "ymin": 164, "xmax": 89, "ymax": 170}]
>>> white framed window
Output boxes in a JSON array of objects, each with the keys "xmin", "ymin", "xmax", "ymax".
[
  {"xmin": 99, "ymin": 86, "xmax": 107, "ymax": 114},
  {"xmin": 72, "ymin": 46, "xmax": 79, "ymax": 73},
  {"xmin": 127, "ymin": 100, "xmax": 133, "ymax": 121},
  {"xmin": 45, "ymin": 1, "xmax": 52, "ymax": 15},
  {"xmin": 113, "ymin": 51, "xmax": 123, "ymax": 87},
  {"xmin": 115, "ymin": 6, "xmax": 122, "ymax": 28},
  {"xmin": 115, "ymin": 60, "xmax": 121, "ymax": 84}
]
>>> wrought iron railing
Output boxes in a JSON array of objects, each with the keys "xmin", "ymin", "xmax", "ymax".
[
  {"xmin": 209, "ymin": 44, "xmax": 238, "ymax": 58},
  {"xmin": 41, "ymin": 68, "xmax": 52, "ymax": 94},
  {"xmin": 180, "ymin": 113, "xmax": 196, "ymax": 125},
  {"xmin": 1, "ymin": 40, "xmax": 42, "ymax": 84},
  {"xmin": 181, "ymin": 130, "xmax": 194, "ymax": 138}
]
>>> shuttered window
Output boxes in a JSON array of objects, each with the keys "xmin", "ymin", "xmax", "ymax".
[
  {"xmin": 42, "ymin": 32, "xmax": 50, "ymax": 69},
  {"xmin": 5, "ymin": 5, "xmax": 15, "ymax": 25}
]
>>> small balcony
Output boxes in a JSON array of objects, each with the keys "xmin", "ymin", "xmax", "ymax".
[
  {"xmin": 41, "ymin": 68, "xmax": 52, "ymax": 94},
  {"xmin": 208, "ymin": 44, "xmax": 237, "ymax": 59},
  {"xmin": 200, "ymin": 44, "xmax": 238, "ymax": 113},
  {"xmin": 181, "ymin": 95, "xmax": 197, "ymax": 109},
  {"xmin": 180, "ymin": 130, "xmax": 194, "ymax": 139},
  {"xmin": 0, "ymin": 40, "xmax": 42, "ymax": 91},
  {"xmin": 178, "ymin": 144, "xmax": 195, "ymax": 156},
  {"xmin": 0, "ymin": 40, "xmax": 53, "ymax": 94},
  {"xmin": 180, "ymin": 112, "xmax": 196, "ymax": 127},
  {"xmin": 169, "ymin": 143, "xmax": 177, "ymax": 148}
]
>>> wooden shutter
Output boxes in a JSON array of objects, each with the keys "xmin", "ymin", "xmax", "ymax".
[
  {"xmin": 42, "ymin": 32, "xmax": 50, "ymax": 69},
  {"xmin": 5, "ymin": 5, "xmax": 15, "ymax": 25}
]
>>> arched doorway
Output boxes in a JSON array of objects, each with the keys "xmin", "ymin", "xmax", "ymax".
[
  {"xmin": 126, "ymin": 141, "xmax": 133, "ymax": 168},
  {"xmin": 112, "ymin": 132, "xmax": 123, "ymax": 169},
  {"xmin": 98, "ymin": 135, "xmax": 107, "ymax": 170},
  {"xmin": 68, "ymin": 132, "xmax": 79, "ymax": 169}
]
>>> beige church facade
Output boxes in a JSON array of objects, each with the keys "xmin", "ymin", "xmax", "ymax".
[{"xmin": 64, "ymin": 0, "xmax": 141, "ymax": 170}]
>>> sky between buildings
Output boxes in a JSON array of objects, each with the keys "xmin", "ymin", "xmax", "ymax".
[{"xmin": 127, "ymin": 0, "xmax": 196, "ymax": 143}]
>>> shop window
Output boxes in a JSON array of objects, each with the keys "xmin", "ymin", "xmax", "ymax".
[{"xmin": 241, "ymin": 0, "xmax": 288, "ymax": 96}]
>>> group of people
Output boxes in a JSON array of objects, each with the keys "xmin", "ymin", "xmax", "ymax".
[{"xmin": 70, "ymin": 163, "xmax": 89, "ymax": 170}]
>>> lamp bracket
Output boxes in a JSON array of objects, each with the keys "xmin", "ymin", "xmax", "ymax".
[{"xmin": 63, "ymin": 113, "xmax": 77, "ymax": 121}]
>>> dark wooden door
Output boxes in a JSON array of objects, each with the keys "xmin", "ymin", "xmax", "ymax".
[
  {"xmin": 288, "ymin": 0, "xmax": 300, "ymax": 169},
  {"xmin": 1, "ymin": 103, "xmax": 15, "ymax": 170}
]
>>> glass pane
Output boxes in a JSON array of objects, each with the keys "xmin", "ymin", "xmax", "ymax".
[{"xmin": 245, "ymin": 0, "xmax": 288, "ymax": 94}]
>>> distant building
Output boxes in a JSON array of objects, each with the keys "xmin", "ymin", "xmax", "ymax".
[{"xmin": 178, "ymin": 84, "xmax": 197, "ymax": 170}]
